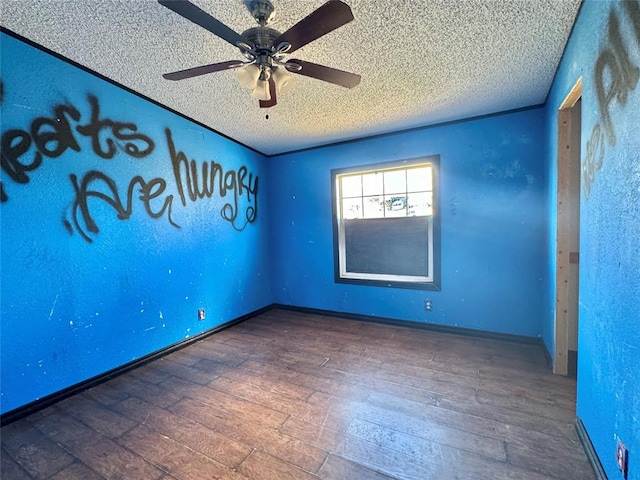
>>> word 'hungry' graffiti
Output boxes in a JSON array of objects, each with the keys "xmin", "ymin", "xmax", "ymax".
[
  {"xmin": 1, "ymin": 94, "xmax": 259, "ymax": 241},
  {"xmin": 167, "ymin": 129, "xmax": 258, "ymax": 230},
  {"xmin": 583, "ymin": 0, "xmax": 640, "ymax": 198}
]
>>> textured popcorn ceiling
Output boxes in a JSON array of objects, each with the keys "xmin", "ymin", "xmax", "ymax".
[{"xmin": 2, "ymin": 0, "xmax": 581, "ymax": 155}]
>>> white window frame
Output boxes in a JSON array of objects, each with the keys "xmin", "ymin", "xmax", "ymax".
[{"xmin": 332, "ymin": 156, "xmax": 441, "ymax": 290}]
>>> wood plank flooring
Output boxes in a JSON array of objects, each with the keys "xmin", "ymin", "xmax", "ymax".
[{"xmin": 1, "ymin": 309, "xmax": 595, "ymax": 479}]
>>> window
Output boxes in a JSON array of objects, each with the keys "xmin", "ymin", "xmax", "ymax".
[{"xmin": 332, "ymin": 156, "xmax": 440, "ymax": 290}]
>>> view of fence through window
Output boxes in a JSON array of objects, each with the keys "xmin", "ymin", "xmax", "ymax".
[{"xmin": 339, "ymin": 164, "xmax": 433, "ymax": 220}]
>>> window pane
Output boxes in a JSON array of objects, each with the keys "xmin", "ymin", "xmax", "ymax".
[
  {"xmin": 362, "ymin": 172, "xmax": 383, "ymax": 196},
  {"xmin": 407, "ymin": 192, "xmax": 433, "ymax": 216},
  {"xmin": 342, "ymin": 198, "xmax": 362, "ymax": 219},
  {"xmin": 383, "ymin": 170, "xmax": 406, "ymax": 194},
  {"xmin": 363, "ymin": 196, "xmax": 384, "ymax": 218},
  {"xmin": 344, "ymin": 217, "xmax": 429, "ymax": 276},
  {"xmin": 384, "ymin": 195, "xmax": 407, "ymax": 217},
  {"xmin": 341, "ymin": 175, "xmax": 362, "ymax": 198},
  {"xmin": 407, "ymin": 166, "xmax": 432, "ymax": 192}
]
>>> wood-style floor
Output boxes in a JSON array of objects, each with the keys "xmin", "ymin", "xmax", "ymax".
[{"xmin": 1, "ymin": 309, "xmax": 594, "ymax": 480}]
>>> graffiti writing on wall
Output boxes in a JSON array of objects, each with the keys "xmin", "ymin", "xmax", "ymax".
[
  {"xmin": 167, "ymin": 129, "xmax": 257, "ymax": 231},
  {"xmin": 583, "ymin": 0, "xmax": 640, "ymax": 198},
  {"xmin": 0, "ymin": 94, "xmax": 258, "ymax": 242}
]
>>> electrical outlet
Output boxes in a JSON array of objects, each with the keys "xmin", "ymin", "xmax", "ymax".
[
  {"xmin": 198, "ymin": 308, "xmax": 206, "ymax": 321},
  {"xmin": 424, "ymin": 299, "xmax": 433, "ymax": 311},
  {"xmin": 616, "ymin": 439, "xmax": 628, "ymax": 479}
]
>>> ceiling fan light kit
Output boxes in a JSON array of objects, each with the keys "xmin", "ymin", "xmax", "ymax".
[{"xmin": 158, "ymin": 0, "xmax": 361, "ymax": 108}]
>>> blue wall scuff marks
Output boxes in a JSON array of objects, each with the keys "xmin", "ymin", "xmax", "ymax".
[
  {"xmin": 268, "ymin": 108, "xmax": 547, "ymax": 338},
  {"xmin": 0, "ymin": 33, "xmax": 272, "ymax": 414},
  {"xmin": 2, "ymin": 3, "xmax": 640, "ymax": 478},
  {"xmin": 545, "ymin": 1, "xmax": 640, "ymax": 478}
]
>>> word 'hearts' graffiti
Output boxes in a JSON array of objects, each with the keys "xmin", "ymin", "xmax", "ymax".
[{"xmin": 0, "ymin": 94, "xmax": 259, "ymax": 241}]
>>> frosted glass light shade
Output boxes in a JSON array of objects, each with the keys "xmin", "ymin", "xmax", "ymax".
[
  {"xmin": 251, "ymin": 79, "xmax": 271, "ymax": 101},
  {"xmin": 236, "ymin": 64, "xmax": 260, "ymax": 89},
  {"xmin": 272, "ymin": 67, "xmax": 295, "ymax": 94}
]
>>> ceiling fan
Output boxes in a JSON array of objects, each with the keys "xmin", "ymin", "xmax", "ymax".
[{"xmin": 158, "ymin": 0, "xmax": 361, "ymax": 108}]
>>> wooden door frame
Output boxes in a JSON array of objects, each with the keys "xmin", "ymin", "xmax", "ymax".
[{"xmin": 555, "ymin": 78, "xmax": 582, "ymax": 375}]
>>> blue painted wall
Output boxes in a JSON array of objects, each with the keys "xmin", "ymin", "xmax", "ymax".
[
  {"xmin": 268, "ymin": 108, "xmax": 547, "ymax": 337},
  {"xmin": 0, "ymin": 33, "xmax": 272, "ymax": 415},
  {"xmin": 545, "ymin": 1, "xmax": 640, "ymax": 478},
  {"xmin": 6, "ymin": 8, "xmax": 638, "ymax": 479}
]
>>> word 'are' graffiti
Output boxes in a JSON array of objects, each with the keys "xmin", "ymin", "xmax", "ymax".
[
  {"xmin": 583, "ymin": 0, "xmax": 640, "ymax": 198},
  {"xmin": 1, "ymin": 95, "xmax": 259, "ymax": 241}
]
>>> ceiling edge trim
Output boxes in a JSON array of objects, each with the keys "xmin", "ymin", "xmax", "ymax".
[{"xmin": 0, "ymin": 26, "xmax": 268, "ymax": 158}]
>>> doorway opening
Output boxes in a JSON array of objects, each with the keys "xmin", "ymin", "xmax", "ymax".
[{"xmin": 555, "ymin": 78, "xmax": 582, "ymax": 377}]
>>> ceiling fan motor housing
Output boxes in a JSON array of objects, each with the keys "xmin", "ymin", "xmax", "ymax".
[{"xmin": 241, "ymin": 26, "xmax": 281, "ymax": 51}]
